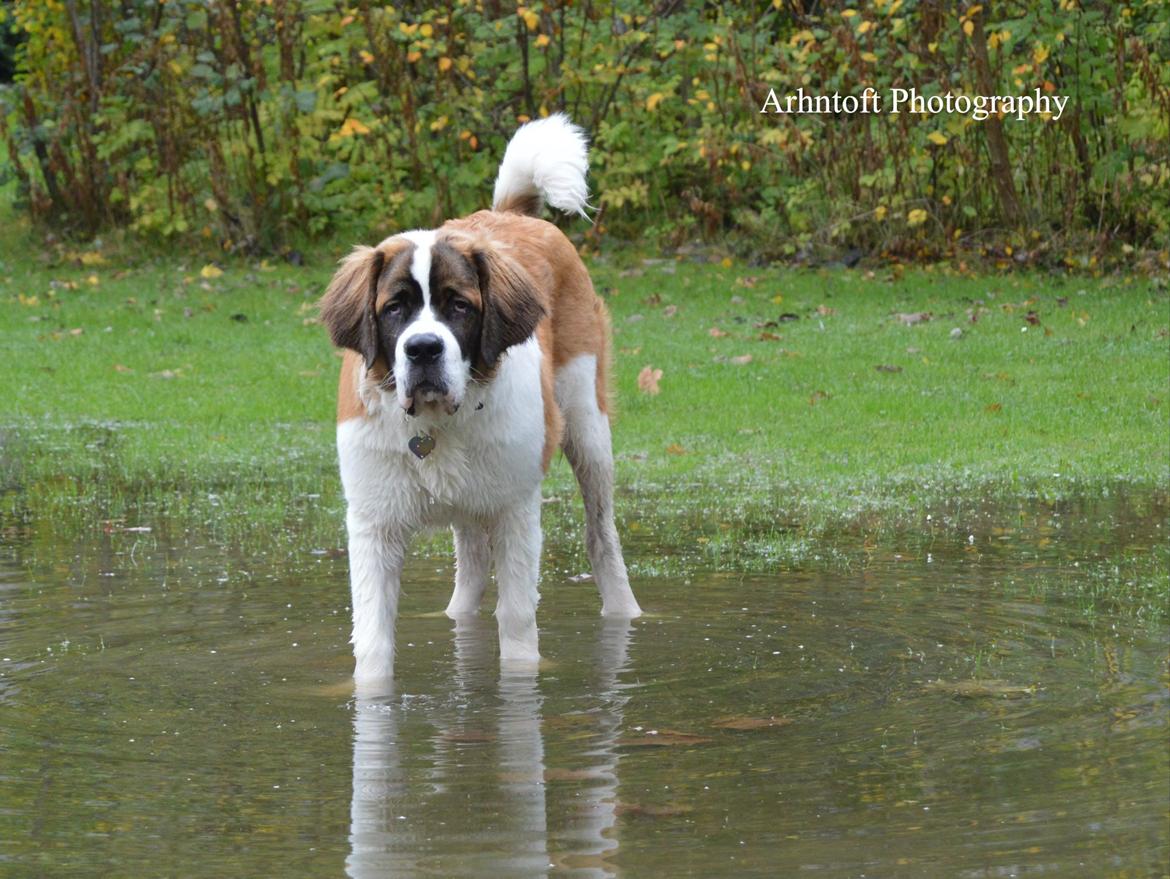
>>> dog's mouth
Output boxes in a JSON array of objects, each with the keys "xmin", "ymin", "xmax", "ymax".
[{"xmin": 402, "ymin": 378, "xmax": 458, "ymax": 416}]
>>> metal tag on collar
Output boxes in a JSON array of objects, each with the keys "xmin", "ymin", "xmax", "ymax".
[{"xmin": 408, "ymin": 432, "xmax": 435, "ymax": 459}]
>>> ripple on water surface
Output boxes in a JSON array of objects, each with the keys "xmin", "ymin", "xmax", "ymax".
[{"xmin": 0, "ymin": 496, "xmax": 1167, "ymax": 877}]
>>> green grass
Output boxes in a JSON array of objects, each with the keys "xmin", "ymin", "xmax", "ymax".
[
  {"xmin": 607, "ymin": 261, "xmax": 1167, "ymax": 481},
  {"xmin": 0, "ymin": 206, "xmax": 1167, "ymax": 617}
]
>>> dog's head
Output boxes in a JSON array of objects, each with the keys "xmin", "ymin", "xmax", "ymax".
[{"xmin": 319, "ymin": 231, "xmax": 545, "ymax": 415}]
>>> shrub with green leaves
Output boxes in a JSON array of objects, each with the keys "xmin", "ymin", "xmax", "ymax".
[{"xmin": 0, "ymin": 1, "xmax": 1166, "ymax": 263}]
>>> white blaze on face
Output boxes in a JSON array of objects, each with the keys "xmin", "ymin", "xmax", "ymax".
[{"xmin": 392, "ymin": 229, "xmax": 470, "ymax": 413}]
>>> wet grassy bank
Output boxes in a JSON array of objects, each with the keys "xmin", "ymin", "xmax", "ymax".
[{"xmin": 1, "ymin": 219, "xmax": 1167, "ymax": 617}]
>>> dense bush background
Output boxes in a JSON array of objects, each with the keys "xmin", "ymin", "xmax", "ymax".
[{"xmin": 0, "ymin": 1, "xmax": 1166, "ymax": 263}]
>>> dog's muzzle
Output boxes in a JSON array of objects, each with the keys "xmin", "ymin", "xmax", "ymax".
[{"xmin": 402, "ymin": 333, "xmax": 457, "ymax": 415}]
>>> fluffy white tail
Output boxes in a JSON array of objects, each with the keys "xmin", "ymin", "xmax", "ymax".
[{"xmin": 492, "ymin": 113, "xmax": 591, "ymax": 219}]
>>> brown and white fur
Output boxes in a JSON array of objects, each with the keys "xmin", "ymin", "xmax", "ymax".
[{"xmin": 319, "ymin": 114, "xmax": 641, "ymax": 689}]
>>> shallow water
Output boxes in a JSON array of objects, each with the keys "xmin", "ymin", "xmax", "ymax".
[{"xmin": 1, "ymin": 494, "xmax": 1167, "ymax": 877}]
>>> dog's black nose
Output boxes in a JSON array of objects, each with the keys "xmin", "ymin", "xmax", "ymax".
[{"xmin": 405, "ymin": 333, "xmax": 444, "ymax": 363}]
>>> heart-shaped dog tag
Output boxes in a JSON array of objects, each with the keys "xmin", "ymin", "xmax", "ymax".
[{"xmin": 408, "ymin": 432, "xmax": 435, "ymax": 460}]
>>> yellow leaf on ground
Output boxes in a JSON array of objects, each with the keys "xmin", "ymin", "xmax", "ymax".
[
  {"xmin": 199, "ymin": 264, "xmax": 223, "ymax": 279},
  {"xmin": 927, "ymin": 131, "xmax": 948, "ymax": 145},
  {"xmin": 907, "ymin": 208, "xmax": 928, "ymax": 227}
]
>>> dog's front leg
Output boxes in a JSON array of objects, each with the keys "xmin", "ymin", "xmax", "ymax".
[
  {"xmin": 347, "ymin": 512, "xmax": 408, "ymax": 689},
  {"xmin": 491, "ymin": 491, "xmax": 542, "ymax": 666}
]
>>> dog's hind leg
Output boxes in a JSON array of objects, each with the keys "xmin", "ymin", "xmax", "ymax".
[
  {"xmin": 557, "ymin": 355, "xmax": 642, "ymax": 618},
  {"xmin": 447, "ymin": 523, "xmax": 491, "ymax": 617}
]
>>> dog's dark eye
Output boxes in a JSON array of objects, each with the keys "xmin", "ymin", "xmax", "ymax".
[
  {"xmin": 449, "ymin": 296, "xmax": 471, "ymax": 313},
  {"xmin": 384, "ymin": 297, "xmax": 406, "ymax": 316}
]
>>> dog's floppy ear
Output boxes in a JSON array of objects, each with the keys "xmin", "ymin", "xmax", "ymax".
[
  {"xmin": 319, "ymin": 246, "xmax": 386, "ymax": 369},
  {"xmin": 473, "ymin": 246, "xmax": 546, "ymax": 371}
]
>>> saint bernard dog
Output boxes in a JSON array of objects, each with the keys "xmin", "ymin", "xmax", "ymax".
[{"xmin": 319, "ymin": 114, "xmax": 642, "ymax": 688}]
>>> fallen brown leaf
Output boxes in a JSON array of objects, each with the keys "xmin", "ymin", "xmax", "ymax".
[
  {"xmin": 922, "ymin": 679, "xmax": 1037, "ymax": 699},
  {"xmin": 816, "ymin": 304, "xmax": 836, "ymax": 316},
  {"xmin": 730, "ymin": 354, "xmax": 753, "ymax": 365},
  {"xmin": 665, "ymin": 443, "xmax": 688, "ymax": 456},
  {"xmin": 614, "ymin": 801, "xmax": 693, "ymax": 818},
  {"xmin": 637, "ymin": 366, "xmax": 663, "ymax": 395},
  {"xmin": 662, "ymin": 304, "xmax": 678, "ymax": 318},
  {"xmin": 896, "ymin": 311, "xmax": 932, "ymax": 326},
  {"xmin": 875, "ymin": 364, "xmax": 903, "ymax": 373},
  {"xmin": 438, "ymin": 730, "xmax": 495, "ymax": 744},
  {"xmin": 708, "ymin": 326, "xmax": 728, "ymax": 338},
  {"xmin": 544, "ymin": 767, "xmax": 601, "ymax": 782},
  {"xmin": 617, "ymin": 729, "xmax": 712, "ymax": 748},
  {"xmin": 712, "ymin": 715, "xmax": 792, "ymax": 731}
]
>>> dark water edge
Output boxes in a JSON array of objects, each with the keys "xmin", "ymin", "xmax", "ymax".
[{"xmin": 0, "ymin": 483, "xmax": 1167, "ymax": 877}]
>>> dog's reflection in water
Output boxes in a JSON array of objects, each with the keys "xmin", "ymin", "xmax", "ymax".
[{"xmin": 347, "ymin": 616, "xmax": 636, "ymax": 878}]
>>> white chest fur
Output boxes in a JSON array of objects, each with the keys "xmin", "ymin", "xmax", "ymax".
[{"xmin": 337, "ymin": 338, "xmax": 546, "ymax": 528}]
